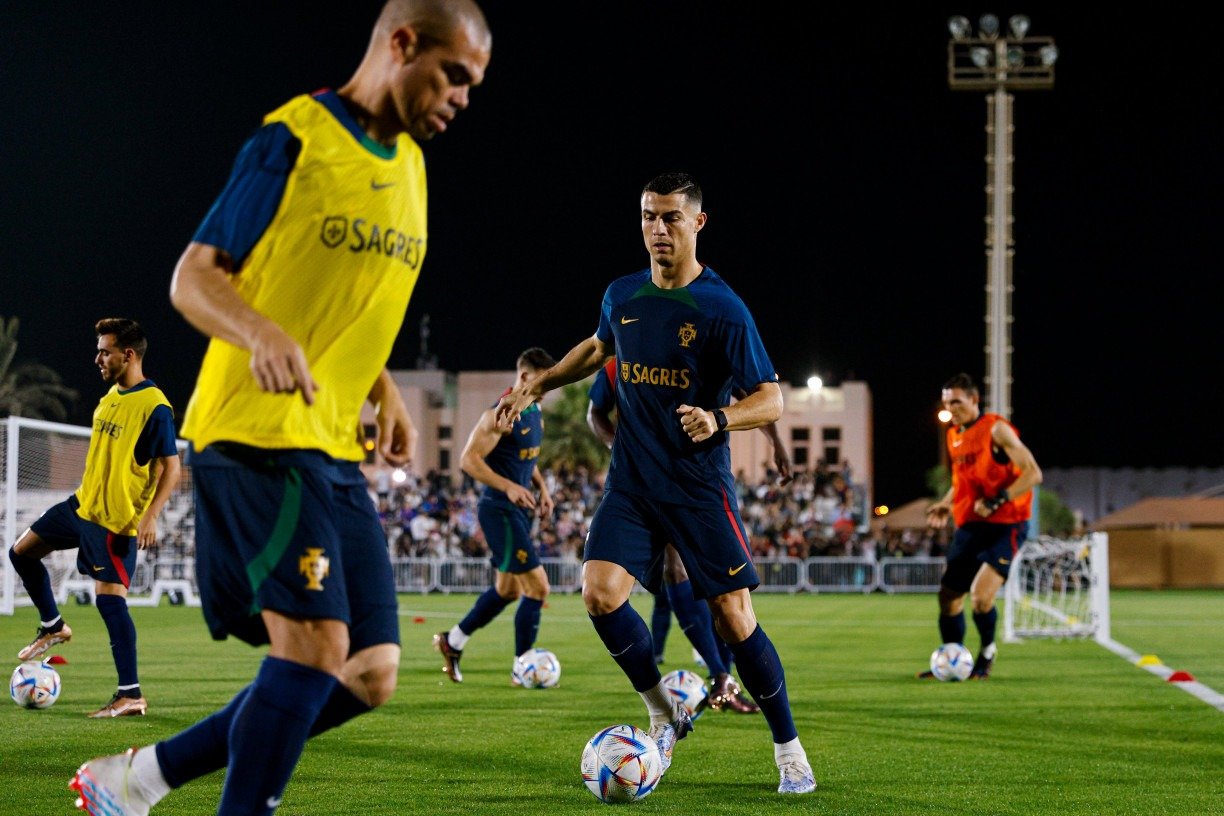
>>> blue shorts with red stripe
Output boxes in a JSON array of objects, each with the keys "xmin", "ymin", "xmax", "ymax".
[
  {"xmin": 941, "ymin": 520, "xmax": 1030, "ymax": 592},
  {"xmin": 188, "ymin": 442, "xmax": 399, "ymax": 651},
  {"xmin": 29, "ymin": 494, "xmax": 136, "ymax": 588},
  {"xmin": 584, "ymin": 488, "xmax": 759, "ymax": 600}
]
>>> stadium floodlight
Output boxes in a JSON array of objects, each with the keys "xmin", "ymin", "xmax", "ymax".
[
  {"xmin": 948, "ymin": 15, "xmax": 971, "ymax": 40},
  {"xmin": 946, "ymin": 15, "xmax": 1056, "ymax": 420}
]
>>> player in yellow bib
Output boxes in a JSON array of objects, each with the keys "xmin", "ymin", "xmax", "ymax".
[
  {"xmin": 71, "ymin": 2, "xmax": 493, "ymax": 815},
  {"xmin": 11, "ymin": 318, "xmax": 182, "ymax": 718}
]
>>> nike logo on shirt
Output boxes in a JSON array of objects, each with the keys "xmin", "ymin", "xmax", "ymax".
[
  {"xmin": 728, "ymin": 563, "xmax": 748, "ymax": 576},
  {"xmin": 620, "ymin": 316, "xmax": 640, "ymax": 324},
  {"xmin": 371, "ymin": 180, "xmax": 396, "ymax": 190}
]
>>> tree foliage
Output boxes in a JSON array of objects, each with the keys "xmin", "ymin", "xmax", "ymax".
[
  {"xmin": 540, "ymin": 378, "xmax": 610, "ymax": 473},
  {"xmin": 0, "ymin": 316, "xmax": 79, "ymax": 420}
]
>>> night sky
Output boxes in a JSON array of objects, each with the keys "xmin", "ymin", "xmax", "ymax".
[{"xmin": 4, "ymin": 4, "xmax": 1220, "ymax": 506}]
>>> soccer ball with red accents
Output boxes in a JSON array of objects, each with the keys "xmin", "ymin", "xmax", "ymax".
[
  {"xmin": 661, "ymin": 668, "xmax": 708, "ymax": 720},
  {"xmin": 10, "ymin": 661, "xmax": 61, "ymax": 709},
  {"xmin": 929, "ymin": 642, "xmax": 974, "ymax": 682},
  {"xmin": 513, "ymin": 648, "xmax": 561, "ymax": 688},
  {"xmin": 581, "ymin": 724, "xmax": 663, "ymax": 803}
]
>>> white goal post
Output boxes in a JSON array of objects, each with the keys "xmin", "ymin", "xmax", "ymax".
[
  {"xmin": 1003, "ymin": 532, "xmax": 1111, "ymax": 643},
  {"xmin": 1, "ymin": 415, "xmax": 197, "ymax": 615}
]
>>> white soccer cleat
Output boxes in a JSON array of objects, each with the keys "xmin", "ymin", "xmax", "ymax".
[
  {"xmin": 777, "ymin": 758, "xmax": 817, "ymax": 794},
  {"xmin": 646, "ymin": 704, "xmax": 693, "ymax": 776},
  {"xmin": 69, "ymin": 747, "xmax": 153, "ymax": 816}
]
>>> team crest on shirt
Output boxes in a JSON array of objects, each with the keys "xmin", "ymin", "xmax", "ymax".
[
  {"xmin": 299, "ymin": 547, "xmax": 331, "ymax": 591},
  {"xmin": 620, "ymin": 362, "xmax": 630, "ymax": 382},
  {"xmin": 516, "ymin": 549, "xmax": 528, "ymax": 564},
  {"xmin": 678, "ymin": 322, "xmax": 697, "ymax": 347},
  {"xmin": 321, "ymin": 217, "xmax": 348, "ymax": 248}
]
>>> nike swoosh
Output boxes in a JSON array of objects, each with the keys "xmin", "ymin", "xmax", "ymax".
[
  {"xmin": 728, "ymin": 562, "xmax": 748, "ymax": 576},
  {"xmin": 998, "ymin": 558, "xmax": 1010, "ymax": 565},
  {"xmin": 266, "ymin": 796, "xmax": 283, "ymax": 808},
  {"xmin": 520, "ymin": 427, "xmax": 530, "ymax": 435},
  {"xmin": 92, "ymin": 565, "xmax": 105, "ymax": 572},
  {"xmin": 620, "ymin": 316, "xmax": 640, "ymax": 324},
  {"xmin": 370, "ymin": 180, "xmax": 396, "ymax": 190},
  {"xmin": 952, "ymin": 440, "xmax": 963, "ymax": 447}
]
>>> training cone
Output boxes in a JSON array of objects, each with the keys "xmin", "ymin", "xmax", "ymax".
[
  {"xmin": 1136, "ymin": 654, "xmax": 1162, "ymax": 666},
  {"xmin": 46, "ymin": 655, "xmax": 68, "ymax": 665},
  {"xmin": 1167, "ymin": 671, "xmax": 1196, "ymax": 683}
]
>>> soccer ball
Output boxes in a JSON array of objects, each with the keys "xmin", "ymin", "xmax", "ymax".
[
  {"xmin": 513, "ymin": 648, "xmax": 561, "ymax": 689},
  {"xmin": 661, "ymin": 668, "xmax": 708, "ymax": 720},
  {"xmin": 929, "ymin": 642, "xmax": 974, "ymax": 682},
  {"xmin": 581, "ymin": 724, "xmax": 663, "ymax": 804},
  {"xmin": 10, "ymin": 661, "xmax": 61, "ymax": 709}
]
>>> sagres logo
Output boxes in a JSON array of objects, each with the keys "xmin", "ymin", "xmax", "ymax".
[
  {"xmin": 321, "ymin": 216, "xmax": 347, "ymax": 248},
  {"xmin": 678, "ymin": 322, "xmax": 697, "ymax": 347},
  {"xmin": 319, "ymin": 216, "xmax": 426, "ymax": 269},
  {"xmin": 299, "ymin": 547, "xmax": 330, "ymax": 591},
  {"xmin": 618, "ymin": 359, "xmax": 691, "ymax": 389}
]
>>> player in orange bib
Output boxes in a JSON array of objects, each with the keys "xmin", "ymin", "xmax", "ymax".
[{"xmin": 922, "ymin": 372, "xmax": 1043, "ymax": 679}]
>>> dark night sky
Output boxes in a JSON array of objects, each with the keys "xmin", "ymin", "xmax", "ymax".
[{"xmin": 3, "ymin": 4, "xmax": 1221, "ymax": 506}]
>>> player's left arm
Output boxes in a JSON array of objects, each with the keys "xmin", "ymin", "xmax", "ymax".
[
  {"xmin": 136, "ymin": 453, "xmax": 182, "ymax": 549},
  {"xmin": 975, "ymin": 421, "xmax": 1044, "ymax": 517},
  {"xmin": 368, "ymin": 368, "xmax": 417, "ymax": 468},
  {"xmin": 678, "ymin": 381, "xmax": 782, "ymax": 443},
  {"xmin": 532, "ymin": 466, "xmax": 554, "ymax": 520}
]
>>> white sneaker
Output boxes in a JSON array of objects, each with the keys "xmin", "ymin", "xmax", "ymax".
[
  {"xmin": 777, "ymin": 758, "xmax": 817, "ymax": 794},
  {"xmin": 70, "ymin": 747, "xmax": 153, "ymax": 816}
]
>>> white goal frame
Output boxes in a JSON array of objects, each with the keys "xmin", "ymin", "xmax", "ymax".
[
  {"xmin": 2, "ymin": 415, "xmax": 197, "ymax": 615},
  {"xmin": 1003, "ymin": 532, "xmax": 1110, "ymax": 643}
]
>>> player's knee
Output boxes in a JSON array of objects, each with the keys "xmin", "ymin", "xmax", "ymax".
[
  {"xmin": 581, "ymin": 584, "xmax": 620, "ymax": 616},
  {"xmin": 970, "ymin": 596, "xmax": 995, "ymax": 615},
  {"xmin": 361, "ymin": 663, "xmax": 399, "ymax": 708}
]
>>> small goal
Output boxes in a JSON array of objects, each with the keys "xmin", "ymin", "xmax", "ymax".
[{"xmin": 1003, "ymin": 532, "xmax": 1110, "ymax": 643}]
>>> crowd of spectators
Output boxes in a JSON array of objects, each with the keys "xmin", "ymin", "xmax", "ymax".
[
  {"xmin": 370, "ymin": 460, "xmax": 946, "ymax": 564},
  {"xmin": 143, "ymin": 460, "xmax": 946, "ymax": 567}
]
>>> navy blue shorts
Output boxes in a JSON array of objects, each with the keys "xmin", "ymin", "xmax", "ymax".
[
  {"xmin": 478, "ymin": 501, "xmax": 539, "ymax": 573},
  {"xmin": 189, "ymin": 443, "xmax": 399, "ymax": 651},
  {"xmin": 28, "ymin": 494, "xmax": 136, "ymax": 588},
  {"xmin": 584, "ymin": 488, "xmax": 759, "ymax": 600},
  {"xmin": 941, "ymin": 520, "xmax": 1029, "ymax": 593}
]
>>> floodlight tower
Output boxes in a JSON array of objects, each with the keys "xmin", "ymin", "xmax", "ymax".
[{"xmin": 947, "ymin": 13, "xmax": 1057, "ymax": 418}]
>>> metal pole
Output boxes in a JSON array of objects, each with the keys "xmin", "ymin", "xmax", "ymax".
[{"xmin": 984, "ymin": 87, "xmax": 1014, "ymax": 418}]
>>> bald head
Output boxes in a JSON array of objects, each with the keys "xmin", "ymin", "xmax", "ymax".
[{"xmin": 375, "ymin": 0, "xmax": 490, "ymax": 49}]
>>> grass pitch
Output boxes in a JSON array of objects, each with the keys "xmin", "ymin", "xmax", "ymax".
[{"xmin": 1, "ymin": 590, "xmax": 1221, "ymax": 815}]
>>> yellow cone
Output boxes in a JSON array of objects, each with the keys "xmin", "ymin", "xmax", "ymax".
[{"xmin": 1136, "ymin": 654, "xmax": 1163, "ymax": 666}]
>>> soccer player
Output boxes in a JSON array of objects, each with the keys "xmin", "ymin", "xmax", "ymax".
[
  {"xmin": 9, "ymin": 318, "xmax": 181, "ymax": 719},
  {"xmin": 497, "ymin": 172, "xmax": 816, "ymax": 794},
  {"xmin": 587, "ymin": 357, "xmax": 794, "ymax": 714},
  {"xmin": 920, "ymin": 372, "xmax": 1043, "ymax": 679},
  {"xmin": 433, "ymin": 347, "xmax": 557, "ymax": 684},
  {"xmin": 69, "ymin": 2, "xmax": 492, "ymax": 814}
]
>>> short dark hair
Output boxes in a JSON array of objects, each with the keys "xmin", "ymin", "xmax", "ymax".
[
  {"xmin": 943, "ymin": 372, "xmax": 978, "ymax": 396},
  {"xmin": 95, "ymin": 317, "xmax": 147, "ymax": 358},
  {"xmin": 517, "ymin": 347, "xmax": 555, "ymax": 372},
  {"xmin": 642, "ymin": 172, "xmax": 702, "ymax": 209}
]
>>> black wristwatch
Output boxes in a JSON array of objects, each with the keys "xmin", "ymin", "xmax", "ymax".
[{"xmin": 713, "ymin": 409, "xmax": 729, "ymax": 431}]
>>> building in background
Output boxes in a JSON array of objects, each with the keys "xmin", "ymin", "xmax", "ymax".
[{"xmin": 361, "ymin": 370, "xmax": 874, "ymax": 505}]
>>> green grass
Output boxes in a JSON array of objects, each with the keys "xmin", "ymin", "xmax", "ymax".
[{"xmin": 2, "ymin": 590, "xmax": 1222, "ymax": 815}]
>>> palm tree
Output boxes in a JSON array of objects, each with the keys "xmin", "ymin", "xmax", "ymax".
[
  {"xmin": 0, "ymin": 316, "xmax": 78, "ymax": 420},
  {"xmin": 541, "ymin": 378, "xmax": 610, "ymax": 473}
]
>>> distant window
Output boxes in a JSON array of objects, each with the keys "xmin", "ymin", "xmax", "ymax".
[
  {"xmin": 822, "ymin": 427, "xmax": 841, "ymax": 442},
  {"xmin": 439, "ymin": 449, "xmax": 450, "ymax": 471},
  {"xmin": 791, "ymin": 427, "xmax": 810, "ymax": 442},
  {"xmin": 824, "ymin": 446, "xmax": 840, "ymax": 466},
  {"xmin": 438, "ymin": 425, "xmax": 452, "ymax": 441},
  {"xmin": 793, "ymin": 447, "xmax": 809, "ymax": 468}
]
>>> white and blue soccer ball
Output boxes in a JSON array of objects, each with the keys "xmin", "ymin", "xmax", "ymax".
[
  {"xmin": 10, "ymin": 661, "xmax": 61, "ymax": 709},
  {"xmin": 581, "ymin": 724, "xmax": 663, "ymax": 804},
  {"xmin": 929, "ymin": 642, "xmax": 974, "ymax": 682},
  {"xmin": 661, "ymin": 668, "xmax": 708, "ymax": 720},
  {"xmin": 513, "ymin": 648, "xmax": 561, "ymax": 689}
]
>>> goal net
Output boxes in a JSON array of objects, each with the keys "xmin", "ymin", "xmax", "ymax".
[
  {"xmin": 1003, "ymin": 532, "xmax": 1110, "ymax": 643},
  {"xmin": 1, "ymin": 416, "xmax": 197, "ymax": 615}
]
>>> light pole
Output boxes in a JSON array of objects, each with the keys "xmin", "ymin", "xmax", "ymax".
[{"xmin": 947, "ymin": 14, "xmax": 1057, "ymax": 418}]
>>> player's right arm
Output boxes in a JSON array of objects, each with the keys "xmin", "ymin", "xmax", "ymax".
[
  {"xmin": 497, "ymin": 335, "xmax": 611, "ymax": 428},
  {"xmin": 169, "ymin": 121, "xmax": 318, "ymax": 404},
  {"xmin": 460, "ymin": 408, "xmax": 535, "ymax": 508}
]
